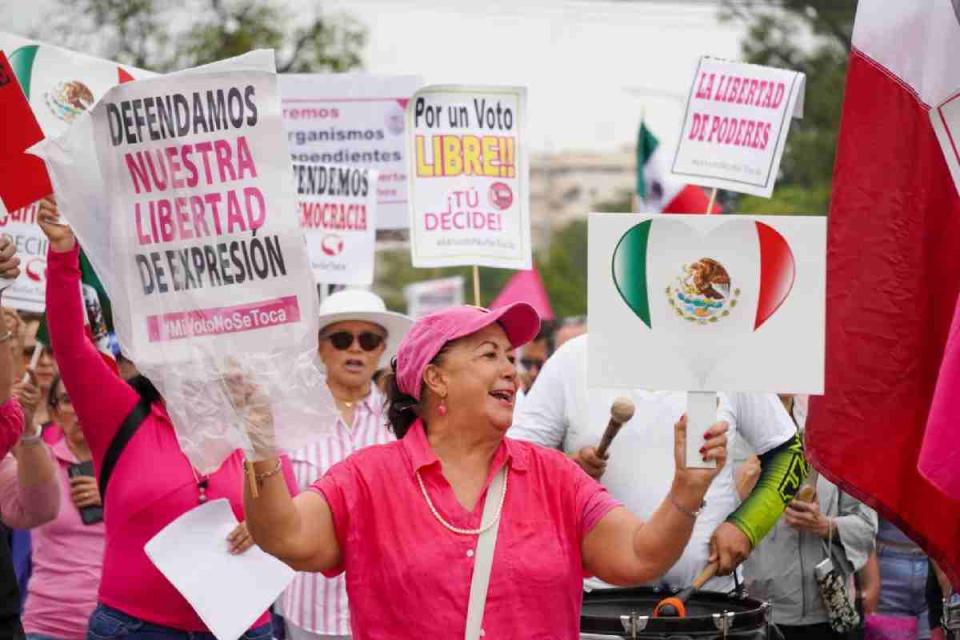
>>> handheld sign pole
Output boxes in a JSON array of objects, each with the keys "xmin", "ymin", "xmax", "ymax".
[
  {"xmin": 686, "ymin": 391, "xmax": 717, "ymax": 469},
  {"xmin": 472, "ymin": 266, "xmax": 481, "ymax": 307},
  {"xmin": 706, "ymin": 188, "xmax": 718, "ymax": 214}
]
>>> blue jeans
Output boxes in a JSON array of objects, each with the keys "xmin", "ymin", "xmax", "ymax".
[
  {"xmin": 86, "ymin": 604, "xmax": 273, "ymax": 639},
  {"xmin": 26, "ymin": 634, "xmax": 62, "ymax": 640},
  {"xmin": 877, "ymin": 545, "xmax": 931, "ymax": 639}
]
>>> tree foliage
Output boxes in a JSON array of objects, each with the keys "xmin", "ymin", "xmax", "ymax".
[
  {"xmin": 46, "ymin": 0, "xmax": 365, "ymax": 73},
  {"xmin": 720, "ymin": 1, "xmax": 856, "ymax": 214}
]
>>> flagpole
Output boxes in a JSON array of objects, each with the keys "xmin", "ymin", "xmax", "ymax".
[
  {"xmin": 472, "ymin": 265, "xmax": 481, "ymax": 307},
  {"xmin": 636, "ymin": 107, "xmax": 647, "ymax": 213},
  {"xmin": 706, "ymin": 188, "xmax": 719, "ymax": 214}
]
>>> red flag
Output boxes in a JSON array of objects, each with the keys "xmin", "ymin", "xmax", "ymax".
[
  {"xmin": 490, "ymin": 269, "xmax": 554, "ymax": 321},
  {"xmin": 807, "ymin": 0, "xmax": 960, "ymax": 587},
  {"xmin": 0, "ymin": 50, "xmax": 50, "ymax": 211}
]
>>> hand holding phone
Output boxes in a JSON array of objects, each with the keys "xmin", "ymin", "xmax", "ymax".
[{"xmin": 67, "ymin": 461, "xmax": 103, "ymax": 525}]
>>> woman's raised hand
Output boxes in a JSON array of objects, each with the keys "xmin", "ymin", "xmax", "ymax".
[
  {"xmin": 0, "ymin": 235, "xmax": 21, "ymax": 282},
  {"xmin": 221, "ymin": 362, "xmax": 276, "ymax": 458},
  {"xmin": 672, "ymin": 415, "xmax": 728, "ymax": 497},
  {"xmin": 37, "ymin": 196, "xmax": 76, "ymax": 253}
]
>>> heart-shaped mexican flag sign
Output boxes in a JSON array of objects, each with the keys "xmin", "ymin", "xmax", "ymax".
[{"xmin": 612, "ymin": 218, "xmax": 795, "ymax": 333}]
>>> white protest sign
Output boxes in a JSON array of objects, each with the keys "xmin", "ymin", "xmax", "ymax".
[
  {"xmin": 588, "ymin": 213, "xmax": 825, "ymax": 393},
  {"xmin": 932, "ymin": 91, "xmax": 960, "ymax": 196},
  {"xmin": 145, "ymin": 499, "xmax": 294, "ymax": 640},
  {"xmin": 407, "ymin": 85, "xmax": 531, "ymax": 270},
  {"xmin": 404, "ymin": 276, "xmax": 464, "ymax": 319},
  {"xmin": 280, "ymin": 74, "xmax": 422, "ymax": 229},
  {"xmin": 294, "ymin": 163, "xmax": 377, "ymax": 285},
  {"xmin": 671, "ymin": 57, "xmax": 805, "ymax": 198},
  {"xmin": 0, "ymin": 202, "xmax": 47, "ymax": 313},
  {"xmin": 0, "ymin": 33, "xmax": 152, "ymax": 309},
  {"xmin": 34, "ymin": 51, "xmax": 338, "ymax": 472}
]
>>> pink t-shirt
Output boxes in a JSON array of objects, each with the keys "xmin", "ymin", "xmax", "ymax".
[
  {"xmin": 312, "ymin": 419, "xmax": 621, "ymax": 640},
  {"xmin": 22, "ymin": 436, "xmax": 105, "ymax": 639},
  {"xmin": 46, "ymin": 246, "xmax": 297, "ymax": 631}
]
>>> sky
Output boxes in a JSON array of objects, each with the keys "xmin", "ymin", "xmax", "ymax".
[{"xmin": 1, "ymin": 0, "xmax": 747, "ymax": 154}]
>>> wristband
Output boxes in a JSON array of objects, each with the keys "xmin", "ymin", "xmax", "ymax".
[
  {"xmin": 19, "ymin": 427, "xmax": 43, "ymax": 446},
  {"xmin": 669, "ymin": 492, "xmax": 705, "ymax": 519}
]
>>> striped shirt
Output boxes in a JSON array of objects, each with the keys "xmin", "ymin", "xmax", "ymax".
[{"xmin": 278, "ymin": 387, "xmax": 392, "ymax": 636}]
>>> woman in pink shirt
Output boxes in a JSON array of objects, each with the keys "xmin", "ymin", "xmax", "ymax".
[
  {"xmin": 38, "ymin": 199, "xmax": 296, "ymax": 638},
  {"xmin": 19, "ymin": 375, "xmax": 106, "ymax": 640},
  {"xmin": 245, "ymin": 304, "xmax": 730, "ymax": 640}
]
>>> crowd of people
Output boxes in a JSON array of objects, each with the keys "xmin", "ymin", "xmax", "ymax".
[{"xmin": 0, "ymin": 198, "xmax": 950, "ymax": 640}]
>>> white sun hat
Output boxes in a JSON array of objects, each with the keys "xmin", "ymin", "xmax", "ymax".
[{"xmin": 316, "ymin": 289, "xmax": 413, "ymax": 366}]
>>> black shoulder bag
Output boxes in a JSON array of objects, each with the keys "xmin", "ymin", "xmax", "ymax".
[{"xmin": 97, "ymin": 397, "xmax": 152, "ymax": 507}]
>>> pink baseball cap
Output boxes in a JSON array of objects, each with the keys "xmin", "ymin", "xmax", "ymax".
[{"xmin": 395, "ymin": 303, "xmax": 541, "ymax": 400}]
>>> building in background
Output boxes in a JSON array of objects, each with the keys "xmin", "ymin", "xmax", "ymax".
[{"xmin": 530, "ymin": 148, "xmax": 635, "ymax": 248}]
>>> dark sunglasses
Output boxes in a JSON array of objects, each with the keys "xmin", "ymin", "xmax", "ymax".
[
  {"xmin": 323, "ymin": 331, "xmax": 385, "ymax": 352},
  {"xmin": 520, "ymin": 357, "xmax": 545, "ymax": 371}
]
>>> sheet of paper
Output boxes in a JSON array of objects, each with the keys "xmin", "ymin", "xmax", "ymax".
[
  {"xmin": 686, "ymin": 391, "xmax": 718, "ymax": 470},
  {"xmin": 144, "ymin": 499, "xmax": 294, "ymax": 640}
]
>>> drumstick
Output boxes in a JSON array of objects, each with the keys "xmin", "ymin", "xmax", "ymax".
[
  {"xmin": 594, "ymin": 397, "xmax": 636, "ymax": 459},
  {"xmin": 653, "ymin": 562, "xmax": 719, "ymax": 618}
]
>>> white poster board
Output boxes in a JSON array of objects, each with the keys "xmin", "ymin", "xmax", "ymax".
[
  {"xmin": 407, "ymin": 85, "xmax": 531, "ymax": 270},
  {"xmin": 404, "ymin": 276, "xmax": 464, "ymax": 319},
  {"xmin": 294, "ymin": 163, "xmax": 377, "ymax": 285},
  {"xmin": 671, "ymin": 57, "xmax": 805, "ymax": 198},
  {"xmin": 280, "ymin": 74, "xmax": 422, "ymax": 230},
  {"xmin": 145, "ymin": 499, "xmax": 294, "ymax": 640},
  {"xmin": 932, "ymin": 90, "xmax": 960, "ymax": 197},
  {"xmin": 0, "ymin": 202, "xmax": 47, "ymax": 312},
  {"xmin": 34, "ymin": 51, "xmax": 337, "ymax": 472},
  {"xmin": 587, "ymin": 213, "xmax": 825, "ymax": 393},
  {"xmin": 0, "ymin": 33, "xmax": 152, "ymax": 310}
]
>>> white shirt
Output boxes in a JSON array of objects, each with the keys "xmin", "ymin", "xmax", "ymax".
[
  {"xmin": 278, "ymin": 387, "xmax": 393, "ymax": 635},
  {"xmin": 509, "ymin": 334, "xmax": 796, "ymax": 590}
]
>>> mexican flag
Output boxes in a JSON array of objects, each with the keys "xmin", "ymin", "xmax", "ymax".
[
  {"xmin": 807, "ymin": 0, "xmax": 960, "ymax": 587},
  {"xmin": 36, "ymin": 249, "xmax": 117, "ymax": 370},
  {"xmin": 636, "ymin": 122, "xmax": 721, "ymax": 214},
  {"xmin": 612, "ymin": 218, "xmax": 795, "ymax": 332},
  {"xmin": 0, "ymin": 33, "xmax": 143, "ymax": 139}
]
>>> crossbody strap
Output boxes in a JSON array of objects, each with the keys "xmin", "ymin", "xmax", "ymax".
[
  {"xmin": 464, "ymin": 466, "xmax": 507, "ymax": 640},
  {"xmin": 98, "ymin": 397, "xmax": 152, "ymax": 507}
]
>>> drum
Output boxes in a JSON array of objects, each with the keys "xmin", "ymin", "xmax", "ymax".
[{"xmin": 581, "ymin": 586, "xmax": 771, "ymax": 639}]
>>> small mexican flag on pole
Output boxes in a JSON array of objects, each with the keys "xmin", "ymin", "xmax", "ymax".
[
  {"xmin": 36, "ymin": 249, "xmax": 117, "ymax": 370},
  {"xmin": 636, "ymin": 121, "xmax": 721, "ymax": 214}
]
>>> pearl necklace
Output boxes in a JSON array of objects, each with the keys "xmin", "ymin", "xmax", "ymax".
[{"xmin": 416, "ymin": 469, "xmax": 508, "ymax": 535}]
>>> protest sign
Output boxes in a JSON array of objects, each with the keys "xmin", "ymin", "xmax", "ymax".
[
  {"xmin": 295, "ymin": 162, "xmax": 377, "ymax": 285},
  {"xmin": 588, "ymin": 213, "xmax": 825, "ymax": 393},
  {"xmin": 280, "ymin": 74, "xmax": 422, "ymax": 230},
  {"xmin": 407, "ymin": 85, "xmax": 531, "ymax": 270},
  {"xmin": 932, "ymin": 90, "xmax": 960, "ymax": 197},
  {"xmin": 404, "ymin": 276, "xmax": 464, "ymax": 318},
  {"xmin": 671, "ymin": 57, "xmax": 805, "ymax": 198},
  {"xmin": 0, "ymin": 33, "xmax": 151, "ymax": 311},
  {"xmin": 34, "ymin": 51, "xmax": 338, "ymax": 472},
  {"xmin": 0, "ymin": 202, "xmax": 47, "ymax": 312}
]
